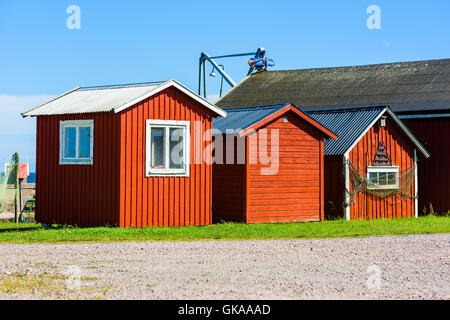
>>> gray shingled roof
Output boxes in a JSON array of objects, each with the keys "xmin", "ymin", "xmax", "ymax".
[{"xmin": 217, "ymin": 58, "xmax": 450, "ymax": 114}]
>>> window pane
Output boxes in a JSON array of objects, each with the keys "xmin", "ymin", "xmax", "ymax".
[
  {"xmin": 378, "ymin": 172, "xmax": 388, "ymax": 185},
  {"xmin": 169, "ymin": 128, "xmax": 185, "ymax": 169},
  {"xmin": 151, "ymin": 128, "xmax": 165, "ymax": 168},
  {"xmin": 64, "ymin": 127, "xmax": 76, "ymax": 158},
  {"xmin": 369, "ymin": 172, "xmax": 378, "ymax": 185},
  {"xmin": 79, "ymin": 127, "xmax": 91, "ymax": 158},
  {"xmin": 388, "ymin": 172, "xmax": 397, "ymax": 185}
]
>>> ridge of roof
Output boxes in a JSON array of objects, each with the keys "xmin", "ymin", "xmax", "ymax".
[
  {"xmin": 80, "ymin": 81, "xmax": 166, "ymax": 91},
  {"xmin": 261, "ymin": 58, "xmax": 450, "ymax": 74},
  {"xmin": 224, "ymin": 103, "xmax": 290, "ymax": 113},
  {"xmin": 307, "ymin": 105, "xmax": 389, "ymax": 114}
]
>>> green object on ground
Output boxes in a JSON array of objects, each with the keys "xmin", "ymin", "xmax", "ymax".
[{"xmin": 18, "ymin": 199, "xmax": 35, "ymax": 223}]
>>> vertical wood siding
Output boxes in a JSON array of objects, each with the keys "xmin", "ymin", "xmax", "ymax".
[
  {"xmin": 212, "ymin": 136, "xmax": 246, "ymax": 222},
  {"xmin": 348, "ymin": 115, "xmax": 416, "ymax": 219},
  {"xmin": 118, "ymin": 87, "xmax": 214, "ymax": 227},
  {"xmin": 402, "ymin": 117, "xmax": 450, "ymax": 214},
  {"xmin": 246, "ymin": 113, "xmax": 324, "ymax": 223},
  {"xmin": 35, "ymin": 112, "xmax": 120, "ymax": 226},
  {"xmin": 323, "ymin": 155, "xmax": 344, "ymax": 219}
]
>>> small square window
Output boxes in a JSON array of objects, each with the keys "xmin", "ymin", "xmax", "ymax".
[
  {"xmin": 367, "ymin": 166, "xmax": 399, "ymax": 190},
  {"xmin": 146, "ymin": 120, "xmax": 190, "ymax": 177},
  {"xmin": 60, "ymin": 120, "xmax": 94, "ymax": 165}
]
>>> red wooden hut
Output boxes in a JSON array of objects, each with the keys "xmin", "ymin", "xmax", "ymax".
[
  {"xmin": 308, "ymin": 106, "xmax": 430, "ymax": 220},
  {"xmin": 22, "ymin": 80, "xmax": 226, "ymax": 227},
  {"xmin": 212, "ymin": 104, "xmax": 337, "ymax": 224}
]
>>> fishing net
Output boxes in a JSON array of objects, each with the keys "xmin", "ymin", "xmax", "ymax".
[
  {"xmin": 344, "ymin": 160, "xmax": 416, "ymax": 208},
  {"xmin": 0, "ymin": 159, "xmax": 18, "ymax": 212}
]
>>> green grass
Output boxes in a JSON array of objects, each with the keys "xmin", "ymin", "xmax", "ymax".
[{"xmin": 0, "ymin": 215, "xmax": 448, "ymax": 244}]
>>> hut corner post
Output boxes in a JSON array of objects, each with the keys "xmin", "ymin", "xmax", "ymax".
[
  {"xmin": 414, "ymin": 149, "xmax": 418, "ymax": 218},
  {"xmin": 13, "ymin": 153, "xmax": 20, "ymax": 223},
  {"xmin": 344, "ymin": 153, "xmax": 351, "ymax": 221}
]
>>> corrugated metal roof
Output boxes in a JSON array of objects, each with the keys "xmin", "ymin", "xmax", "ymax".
[
  {"xmin": 217, "ymin": 58, "xmax": 450, "ymax": 113},
  {"xmin": 307, "ymin": 106, "xmax": 387, "ymax": 155},
  {"xmin": 23, "ymin": 81, "xmax": 165, "ymax": 116},
  {"xmin": 213, "ymin": 104, "xmax": 289, "ymax": 133},
  {"xmin": 22, "ymin": 79, "xmax": 227, "ymax": 117}
]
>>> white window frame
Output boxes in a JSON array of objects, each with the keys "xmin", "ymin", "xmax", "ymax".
[
  {"xmin": 60, "ymin": 120, "xmax": 94, "ymax": 165},
  {"xmin": 367, "ymin": 166, "xmax": 399, "ymax": 190},
  {"xmin": 146, "ymin": 120, "xmax": 190, "ymax": 177}
]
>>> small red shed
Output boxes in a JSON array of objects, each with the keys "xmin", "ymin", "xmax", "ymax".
[
  {"xmin": 212, "ymin": 104, "xmax": 337, "ymax": 224},
  {"xmin": 22, "ymin": 80, "xmax": 227, "ymax": 227},
  {"xmin": 308, "ymin": 106, "xmax": 430, "ymax": 220}
]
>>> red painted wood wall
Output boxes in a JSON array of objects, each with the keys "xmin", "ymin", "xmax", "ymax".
[
  {"xmin": 36, "ymin": 112, "xmax": 120, "ymax": 226},
  {"xmin": 246, "ymin": 113, "xmax": 325, "ymax": 223},
  {"xmin": 35, "ymin": 87, "xmax": 214, "ymax": 227},
  {"xmin": 118, "ymin": 87, "xmax": 214, "ymax": 227},
  {"xmin": 403, "ymin": 117, "xmax": 450, "ymax": 214},
  {"xmin": 347, "ymin": 115, "xmax": 416, "ymax": 219},
  {"xmin": 213, "ymin": 111, "xmax": 326, "ymax": 224}
]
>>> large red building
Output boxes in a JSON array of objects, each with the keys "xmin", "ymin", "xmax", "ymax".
[
  {"xmin": 216, "ymin": 58, "xmax": 450, "ymax": 214},
  {"xmin": 22, "ymin": 80, "xmax": 226, "ymax": 227}
]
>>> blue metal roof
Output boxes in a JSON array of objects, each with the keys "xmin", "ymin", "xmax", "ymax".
[
  {"xmin": 213, "ymin": 104, "xmax": 289, "ymax": 133},
  {"xmin": 307, "ymin": 106, "xmax": 387, "ymax": 155}
]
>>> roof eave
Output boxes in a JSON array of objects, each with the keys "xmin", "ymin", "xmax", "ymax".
[
  {"xmin": 341, "ymin": 107, "xmax": 430, "ymax": 158},
  {"xmin": 385, "ymin": 108, "xmax": 430, "ymax": 158},
  {"xmin": 238, "ymin": 104, "xmax": 338, "ymax": 139},
  {"xmin": 21, "ymin": 86, "xmax": 81, "ymax": 118},
  {"xmin": 112, "ymin": 79, "xmax": 227, "ymax": 118}
]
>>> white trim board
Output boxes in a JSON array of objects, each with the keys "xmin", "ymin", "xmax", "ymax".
[
  {"xmin": 145, "ymin": 119, "xmax": 191, "ymax": 177},
  {"xmin": 113, "ymin": 80, "xmax": 227, "ymax": 117},
  {"xmin": 343, "ymin": 108, "xmax": 430, "ymax": 158},
  {"xmin": 59, "ymin": 119, "xmax": 94, "ymax": 165}
]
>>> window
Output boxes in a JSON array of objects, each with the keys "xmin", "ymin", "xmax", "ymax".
[
  {"xmin": 60, "ymin": 120, "xmax": 94, "ymax": 165},
  {"xmin": 367, "ymin": 166, "xmax": 399, "ymax": 190},
  {"xmin": 146, "ymin": 120, "xmax": 190, "ymax": 176}
]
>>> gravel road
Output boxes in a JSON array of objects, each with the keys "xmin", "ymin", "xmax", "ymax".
[{"xmin": 0, "ymin": 234, "xmax": 448, "ymax": 300}]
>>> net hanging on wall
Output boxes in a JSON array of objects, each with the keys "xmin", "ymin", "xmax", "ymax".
[
  {"xmin": 344, "ymin": 160, "xmax": 416, "ymax": 208},
  {"xmin": 0, "ymin": 158, "xmax": 18, "ymax": 212}
]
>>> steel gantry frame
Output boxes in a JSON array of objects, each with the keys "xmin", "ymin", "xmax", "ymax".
[{"xmin": 198, "ymin": 48, "xmax": 265, "ymax": 100}]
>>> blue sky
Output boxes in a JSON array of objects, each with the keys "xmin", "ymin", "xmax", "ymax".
[{"xmin": 0, "ymin": 0, "xmax": 449, "ymax": 171}]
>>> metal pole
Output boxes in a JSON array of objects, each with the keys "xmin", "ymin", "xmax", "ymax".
[
  {"xmin": 203, "ymin": 53, "xmax": 237, "ymax": 88},
  {"xmin": 206, "ymin": 52, "xmax": 257, "ymax": 60},
  {"xmin": 13, "ymin": 153, "xmax": 19, "ymax": 223},
  {"xmin": 198, "ymin": 56, "xmax": 203, "ymax": 96},
  {"xmin": 203, "ymin": 60, "xmax": 207, "ymax": 99},
  {"xmin": 219, "ymin": 65, "xmax": 225, "ymax": 98},
  {"xmin": 414, "ymin": 149, "xmax": 419, "ymax": 218},
  {"xmin": 344, "ymin": 154, "xmax": 351, "ymax": 221}
]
